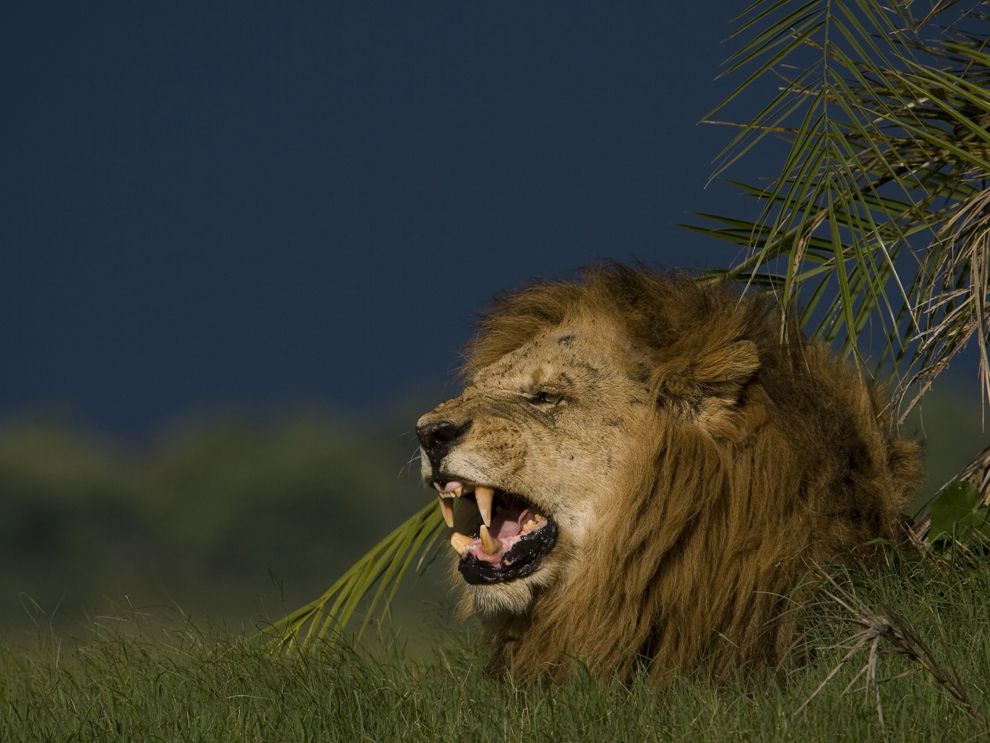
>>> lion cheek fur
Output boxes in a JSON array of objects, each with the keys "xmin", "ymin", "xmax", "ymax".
[{"xmin": 426, "ymin": 267, "xmax": 921, "ymax": 681}]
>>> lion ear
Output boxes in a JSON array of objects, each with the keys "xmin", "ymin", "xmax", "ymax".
[
  {"xmin": 655, "ymin": 340, "xmax": 760, "ymax": 412},
  {"xmin": 693, "ymin": 340, "xmax": 760, "ymax": 388}
]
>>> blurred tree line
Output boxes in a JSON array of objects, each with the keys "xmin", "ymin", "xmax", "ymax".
[
  {"xmin": 0, "ymin": 402, "xmax": 436, "ymax": 632},
  {"xmin": 0, "ymin": 386, "xmax": 986, "ymax": 632}
]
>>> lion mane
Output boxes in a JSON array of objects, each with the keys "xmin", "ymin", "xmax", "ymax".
[{"xmin": 418, "ymin": 265, "xmax": 921, "ymax": 681}]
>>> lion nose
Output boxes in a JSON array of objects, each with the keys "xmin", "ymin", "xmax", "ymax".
[{"xmin": 416, "ymin": 419, "xmax": 472, "ymax": 471}]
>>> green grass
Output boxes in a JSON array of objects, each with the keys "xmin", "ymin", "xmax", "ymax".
[{"xmin": 3, "ymin": 557, "xmax": 989, "ymax": 742}]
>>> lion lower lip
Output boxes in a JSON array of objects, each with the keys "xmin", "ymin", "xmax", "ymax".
[{"xmin": 458, "ymin": 518, "xmax": 558, "ymax": 585}]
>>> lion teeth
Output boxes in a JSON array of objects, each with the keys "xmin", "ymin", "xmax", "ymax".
[
  {"xmin": 450, "ymin": 532, "xmax": 472, "ymax": 557},
  {"xmin": 479, "ymin": 524, "xmax": 501, "ymax": 555},
  {"xmin": 441, "ymin": 481, "xmax": 465, "ymax": 498},
  {"xmin": 475, "ymin": 486, "xmax": 494, "ymax": 527},
  {"xmin": 521, "ymin": 518, "xmax": 538, "ymax": 533},
  {"xmin": 437, "ymin": 494, "xmax": 454, "ymax": 528}
]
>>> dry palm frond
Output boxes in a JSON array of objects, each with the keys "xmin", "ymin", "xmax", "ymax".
[{"xmin": 898, "ymin": 188, "xmax": 990, "ymax": 421}]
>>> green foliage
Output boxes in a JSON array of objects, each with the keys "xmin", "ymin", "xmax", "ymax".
[
  {"xmin": 927, "ymin": 480, "xmax": 990, "ymax": 547},
  {"xmin": 4, "ymin": 559, "xmax": 990, "ymax": 740}
]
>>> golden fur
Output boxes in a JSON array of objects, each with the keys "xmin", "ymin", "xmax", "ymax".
[{"xmin": 417, "ymin": 265, "xmax": 921, "ymax": 680}]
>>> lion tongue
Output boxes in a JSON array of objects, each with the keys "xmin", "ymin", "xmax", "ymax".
[
  {"xmin": 492, "ymin": 505, "xmax": 529, "ymax": 539},
  {"xmin": 446, "ymin": 493, "xmax": 547, "ymax": 564},
  {"xmin": 466, "ymin": 507, "xmax": 532, "ymax": 563}
]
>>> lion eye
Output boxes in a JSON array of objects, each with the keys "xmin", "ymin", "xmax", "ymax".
[{"xmin": 525, "ymin": 391, "xmax": 563, "ymax": 407}]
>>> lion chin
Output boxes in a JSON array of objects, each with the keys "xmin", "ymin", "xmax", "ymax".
[{"xmin": 416, "ymin": 265, "xmax": 922, "ymax": 681}]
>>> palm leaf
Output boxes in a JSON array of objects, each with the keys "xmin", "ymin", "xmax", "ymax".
[{"xmin": 261, "ymin": 502, "xmax": 445, "ymax": 649}]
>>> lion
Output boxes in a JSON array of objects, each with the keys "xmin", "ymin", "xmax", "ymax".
[{"xmin": 416, "ymin": 265, "xmax": 921, "ymax": 680}]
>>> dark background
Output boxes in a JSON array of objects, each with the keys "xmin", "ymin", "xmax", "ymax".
[
  {"xmin": 2, "ymin": 2, "xmax": 739, "ymax": 434},
  {"xmin": 1, "ymin": 3, "xmax": 986, "ymax": 637}
]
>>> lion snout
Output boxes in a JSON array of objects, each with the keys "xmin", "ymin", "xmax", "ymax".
[{"xmin": 416, "ymin": 417, "xmax": 472, "ymax": 473}]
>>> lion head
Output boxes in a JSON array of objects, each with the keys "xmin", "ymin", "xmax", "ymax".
[{"xmin": 416, "ymin": 266, "xmax": 920, "ymax": 680}]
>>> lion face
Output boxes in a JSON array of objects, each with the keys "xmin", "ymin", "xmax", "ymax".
[{"xmin": 417, "ymin": 313, "xmax": 649, "ymax": 615}]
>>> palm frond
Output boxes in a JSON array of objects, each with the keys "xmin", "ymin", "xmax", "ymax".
[
  {"xmin": 261, "ymin": 502, "xmax": 445, "ymax": 650},
  {"xmin": 692, "ymin": 0, "xmax": 990, "ymax": 421}
]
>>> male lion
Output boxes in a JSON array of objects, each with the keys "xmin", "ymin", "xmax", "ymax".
[{"xmin": 416, "ymin": 265, "xmax": 920, "ymax": 680}]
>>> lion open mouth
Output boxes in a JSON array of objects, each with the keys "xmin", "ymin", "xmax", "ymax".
[{"xmin": 434, "ymin": 480, "xmax": 558, "ymax": 585}]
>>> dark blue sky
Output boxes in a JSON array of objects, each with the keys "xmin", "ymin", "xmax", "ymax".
[{"xmin": 2, "ymin": 3, "xmax": 782, "ymax": 434}]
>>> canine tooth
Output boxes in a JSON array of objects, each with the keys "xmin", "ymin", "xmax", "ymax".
[
  {"xmin": 450, "ymin": 532, "xmax": 472, "ymax": 557},
  {"xmin": 475, "ymin": 486, "xmax": 494, "ymax": 527},
  {"xmin": 479, "ymin": 525, "xmax": 501, "ymax": 555},
  {"xmin": 437, "ymin": 494, "xmax": 454, "ymax": 528}
]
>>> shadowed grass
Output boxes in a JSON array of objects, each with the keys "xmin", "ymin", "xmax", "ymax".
[{"xmin": 2, "ymin": 557, "xmax": 989, "ymax": 741}]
